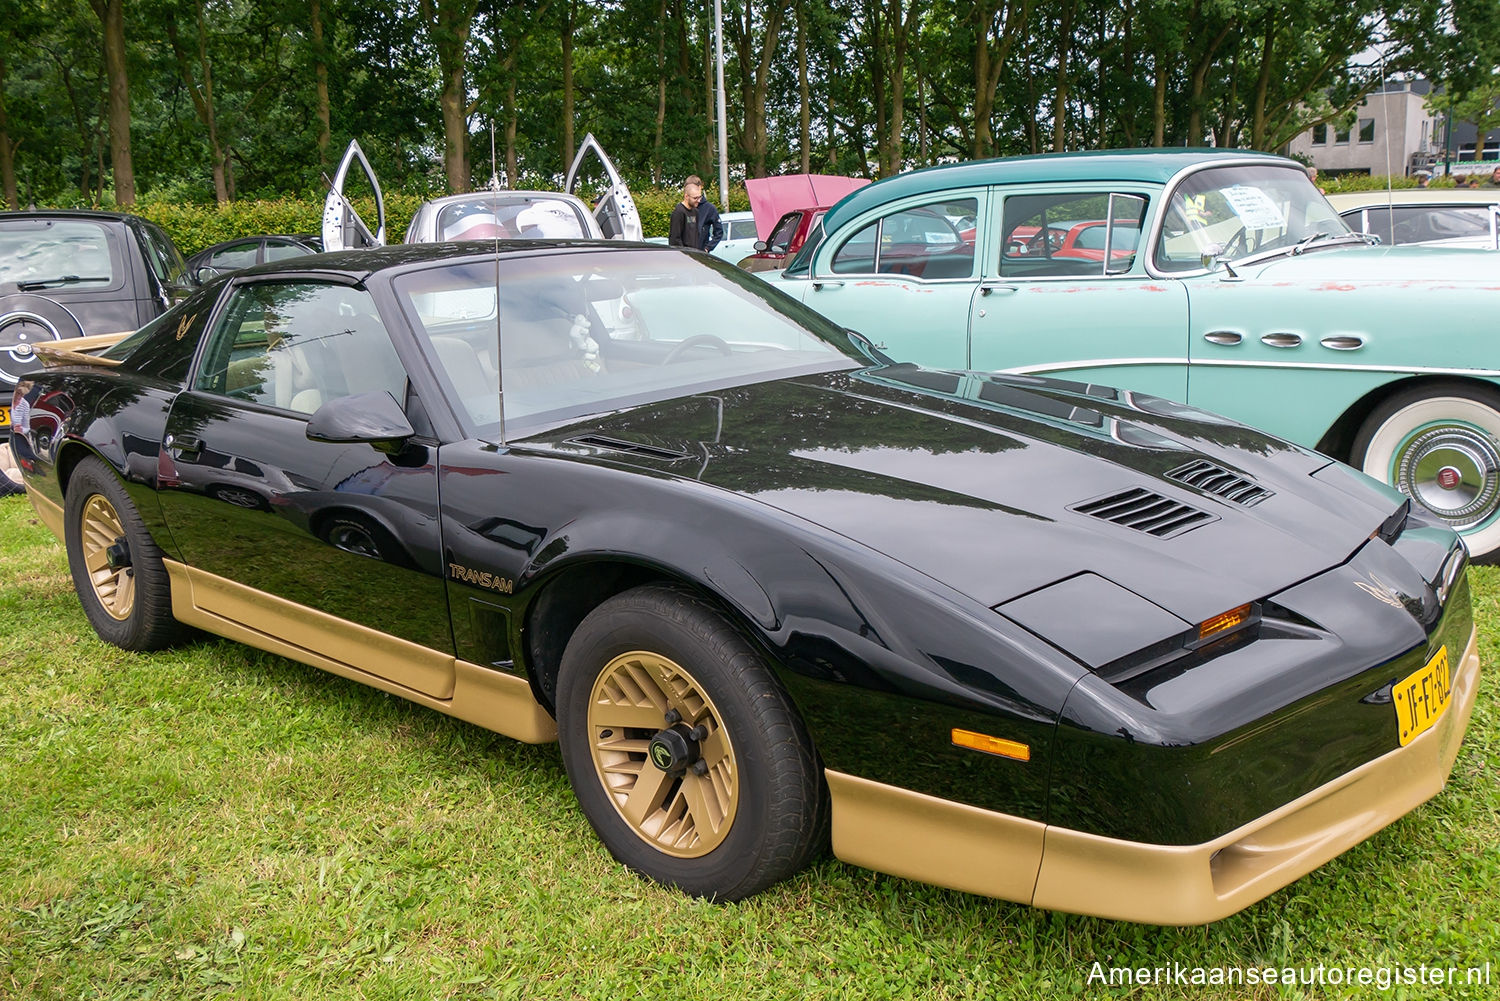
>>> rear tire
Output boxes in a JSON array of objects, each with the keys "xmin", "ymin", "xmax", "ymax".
[
  {"xmin": 1352, "ymin": 383, "xmax": 1500, "ymax": 561},
  {"xmin": 64, "ymin": 456, "xmax": 184, "ymax": 650},
  {"xmin": 556, "ymin": 585, "xmax": 826, "ymax": 901}
]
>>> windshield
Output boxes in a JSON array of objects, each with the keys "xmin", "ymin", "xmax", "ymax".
[
  {"xmin": 0, "ymin": 219, "xmax": 119, "ymax": 290},
  {"xmin": 1154, "ymin": 164, "xmax": 1351, "ymax": 272},
  {"xmin": 433, "ymin": 195, "xmax": 593, "ymax": 241},
  {"xmin": 392, "ymin": 249, "xmax": 861, "ymax": 436}
]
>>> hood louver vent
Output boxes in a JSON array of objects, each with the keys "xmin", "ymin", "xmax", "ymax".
[
  {"xmin": 1166, "ymin": 459, "xmax": 1273, "ymax": 506},
  {"xmin": 567, "ymin": 434, "xmax": 690, "ymax": 461},
  {"xmin": 1072, "ymin": 488, "xmax": 1215, "ymax": 538}
]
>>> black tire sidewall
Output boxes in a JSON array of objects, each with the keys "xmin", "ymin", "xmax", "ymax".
[
  {"xmin": 557, "ymin": 587, "xmax": 812, "ymax": 900},
  {"xmin": 63, "ymin": 456, "xmax": 178, "ymax": 649}
]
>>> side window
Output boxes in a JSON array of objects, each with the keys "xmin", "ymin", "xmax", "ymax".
[
  {"xmin": 139, "ymin": 222, "xmax": 187, "ymax": 284},
  {"xmin": 194, "ymin": 281, "xmax": 408, "ymax": 416},
  {"xmin": 209, "ymin": 241, "xmax": 260, "ymax": 271},
  {"xmin": 830, "ymin": 198, "xmax": 978, "ymax": 279},
  {"xmin": 1001, "ymin": 191, "xmax": 1147, "ymax": 278},
  {"xmin": 264, "ymin": 239, "xmax": 312, "ymax": 263}
]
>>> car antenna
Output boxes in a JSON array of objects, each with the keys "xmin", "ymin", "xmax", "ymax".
[{"xmin": 490, "ymin": 119, "xmax": 506, "ymax": 445}]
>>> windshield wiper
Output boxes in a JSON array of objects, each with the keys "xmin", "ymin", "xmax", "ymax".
[
  {"xmin": 16, "ymin": 275, "xmax": 111, "ymax": 290},
  {"xmin": 1289, "ymin": 232, "xmax": 1333, "ymax": 255}
]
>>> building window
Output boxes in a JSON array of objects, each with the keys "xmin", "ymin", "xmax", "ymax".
[
  {"xmin": 1312, "ymin": 124, "xmax": 1327, "ymax": 145},
  {"xmin": 1358, "ymin": 118, "xmax": 1375, "ymax": 143},
  {"xmin": 1335, "ymin": 127, "xmax": 1351, "ymax": 145}
]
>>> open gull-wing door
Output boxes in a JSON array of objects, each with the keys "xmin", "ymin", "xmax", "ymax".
[
  {"xmin": 565, "ymin": 133, "xmax": 642, "ymax": 241},
  {"xmin": 322, "ymin": 140, "xmax": 387, "ymax": 252}
]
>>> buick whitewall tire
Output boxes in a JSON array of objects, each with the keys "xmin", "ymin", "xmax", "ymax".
[
  {"xmin": 1353, "ymin": 383, "xmax": 1500, "ymax": 561},
  {"xmin": 556, "ymin": 585, "xmax": 826, "ymax": 900}
]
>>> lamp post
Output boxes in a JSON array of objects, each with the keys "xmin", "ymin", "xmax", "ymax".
[{"xmin": 714, "ymin": 0, "xmax": 729, "ymax": 204}]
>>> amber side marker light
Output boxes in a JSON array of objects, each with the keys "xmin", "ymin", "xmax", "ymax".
[
  {"xmin": 1198, "ymin": 603, "xmax": 1252, "ymax": 642},
  {"xmin": 951, "ymin": 728, "xmax": 1031, "ymax": 762}
]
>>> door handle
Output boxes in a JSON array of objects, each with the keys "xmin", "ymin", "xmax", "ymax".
[
  {"xmin": 812, "ymin": 279, "xmax": 844, "ymax": 289},
  {"xmin": 1203, "ymin": 330, "xmax": 1242, "ymax": 346},
  {"xmin": 1260, "ymin": 332, "xmax": 1302, "ymax": 348},
  {"xmin": 1320, "ymin": 335, "xmax": 1365, "ymax": 351},
  {"xmin": 980, "ymin": 284, "xmax": 1018, "ymax": 297},
  {"xmin": 166, "ymin": 433, "xmax": 203, "ymax": 458}
]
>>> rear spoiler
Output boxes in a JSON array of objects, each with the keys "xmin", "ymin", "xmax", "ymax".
[{"xmin": 32, "ymin": 331, "xmax": 129, "ymax": 368}]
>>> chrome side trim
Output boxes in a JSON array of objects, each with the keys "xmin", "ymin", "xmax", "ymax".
[{"xmin": 995, "ymin": 358, "xmax": 1500, "ymax": 379}]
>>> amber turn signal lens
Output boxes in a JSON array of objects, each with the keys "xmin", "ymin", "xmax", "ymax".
[
  {"xmin": 951, "ymin": 728, "xmax": 1031, "ymax": 761},
  {"xmin": 1198, "ymin": 603, "xmax": 1252, "ymax": 641}
]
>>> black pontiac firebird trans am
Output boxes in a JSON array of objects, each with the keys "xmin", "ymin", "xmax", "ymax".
[{"xmin": 9, "ymin": 241, "xmax": 1478, "ymax": 925}]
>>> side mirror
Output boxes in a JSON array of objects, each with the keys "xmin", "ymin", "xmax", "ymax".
[
  {"xmin": 753, "ymin": 240, "xmax": 768, "ymax": 253},
  {"xmin": 306, "ymin": 391, "xmax": 414, "ymax": 453}
]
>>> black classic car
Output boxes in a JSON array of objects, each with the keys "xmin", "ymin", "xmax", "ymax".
[
  {"xmin": 10, "ymin": 243, "xmax": 1478, "ymax": 924},
  {"xmin": 1, "ymin": 210, "xmax": 192, "ymax": 493}
]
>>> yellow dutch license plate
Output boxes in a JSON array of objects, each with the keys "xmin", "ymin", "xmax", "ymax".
[
  {"xmin": 0, "ymin": 404, "xmax": 10, "ymax": 430},
  {"xmin": 1393, "ymin": 645, "xmax": 1451, "ymax": 746}
]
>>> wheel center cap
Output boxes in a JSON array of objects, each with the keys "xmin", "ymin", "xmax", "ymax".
[
  {"xmin": 105, "ymin": 538, "xmax": 131, "ymax": 570},
  {"xmin": 647, "ymin": 725, "xmax": 698, "ymax": 774},
  {"xmin": 1437, "ymin": 466, "xmax": 1463, "ymax": 490}
]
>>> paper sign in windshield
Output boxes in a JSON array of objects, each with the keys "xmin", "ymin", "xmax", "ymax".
[{"xmin": 1221, "ymin": 186, "xmax": 1287, "ymax": 230}]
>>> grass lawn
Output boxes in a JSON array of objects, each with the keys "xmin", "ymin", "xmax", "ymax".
[{"xmin": 2, "ymin": 494, "xmax": 1497, "ymax": 1000}]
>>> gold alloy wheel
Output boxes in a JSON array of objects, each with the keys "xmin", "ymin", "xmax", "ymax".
[
  {"xmin": 586, "ymin": 651, "xmax": 739, "ymax": 858},
  {"xmin": 80, "ymin": 494, "xmax": 134, "ymax": 621}
]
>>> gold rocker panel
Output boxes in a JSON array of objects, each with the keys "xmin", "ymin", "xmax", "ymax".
[
  {"xmin": 28, "ymin": 488, "xmax": 66, "ymax": 540},
  {"xmin": 829, "ymin": 625, "xmax": 1480, "ymax": 926},
  {"xmin": 164, "ymin": 560, "xmax": 557, "ymax": 745}
]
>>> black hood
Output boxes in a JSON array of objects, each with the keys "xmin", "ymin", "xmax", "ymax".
[{"xmin": 525, "ymin": 366, "xmax": 1401, "ymax": 622}]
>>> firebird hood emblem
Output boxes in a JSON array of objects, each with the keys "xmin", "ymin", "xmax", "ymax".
[{"xmin": 1353, "ymin": 573, "xmax": 1406, "ymax": 610}]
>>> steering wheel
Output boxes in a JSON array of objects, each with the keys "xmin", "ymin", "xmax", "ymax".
[
  {"xmin": 1219, "ymin": 226, "xmax": 1251, "ymax": 260},
  {"xmin": 662, "ymin": 334, "xmax": 732, "ymax": 364}
]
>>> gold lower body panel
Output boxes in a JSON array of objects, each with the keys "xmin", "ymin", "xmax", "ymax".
[
  {"xmin": 828, "ymin": 625, "xmax": 1480, "ymax": 925},
  {"xmin": 27, "ymin": 486, "xmax": 65, "ymax": 540},
  {"xmin": 164, "ymin": 560, "xmax": 556, "ymax": 744}
]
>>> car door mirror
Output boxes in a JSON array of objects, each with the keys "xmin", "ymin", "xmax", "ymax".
[
  {"xmin": 753, "ymin": 240, "xmax": 768, "ymax": 253},
  {"xmin": 306, "ymin": 391, "xmax": 414, "ymax": 453}
]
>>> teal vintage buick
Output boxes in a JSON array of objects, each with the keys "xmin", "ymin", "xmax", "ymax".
[{"xmin": 769, "ymin": 150, "xmax": 1500, "ymax": 559}]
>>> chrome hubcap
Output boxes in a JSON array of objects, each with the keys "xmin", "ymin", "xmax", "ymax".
[
  {"xmin": 1395, "ymin": 424, "xmax": 1500, "ymax": 528},
  {"xmin": 80, "ymin": 494, "xmax": 135, "ymax": 620},
  {"xmin": 586, "ymin": 651, "xmax": 738, "ymax": 858}
]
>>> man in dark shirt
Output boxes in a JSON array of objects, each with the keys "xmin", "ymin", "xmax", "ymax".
[
  {"xmin": 696, "ymin": 189, "xmax": 725, "ymax": 252},
  {"xmin": 668, "ymin": 177, "xmax": 702, "ymax": 249}
]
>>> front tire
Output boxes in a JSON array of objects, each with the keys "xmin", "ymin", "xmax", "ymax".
[
  {"xmin": 64, "ymin": 456, "xmax": 184, "ymax": 650},
  {"xmin": 556, "ymin": 585, "xmax": 826, "ymax": 901},
  {"xmin": 1352, "ymin": 383, "xmax": 1500, "ymax": 560}
]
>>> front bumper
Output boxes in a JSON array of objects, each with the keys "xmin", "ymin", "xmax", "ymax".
[{"xmin": 826, "ymin": 624, "xmax": 1480, "ymax": 924}]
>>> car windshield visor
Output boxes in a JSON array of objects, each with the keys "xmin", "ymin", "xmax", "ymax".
[
  {"xmin": 393, "ymin": 249, "xmax": 862, "ymax": 437},
  {"xmin": 1154, "ymin": 164, "xmax": 1352, "ymax": 272}
]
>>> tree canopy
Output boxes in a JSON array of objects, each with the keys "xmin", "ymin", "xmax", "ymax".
[{"xmin": 0, "ymin": 0, "xmax": 1486, "ymax": 209}]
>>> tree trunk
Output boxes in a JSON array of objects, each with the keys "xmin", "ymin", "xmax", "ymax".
[
  {"xmin": 562, "ymin": 0, "xmax": 576, "ymax": 168},
  {"xmin": 166, "ymin": 4, "xmax": 230, "ymax": 205},
  {"xmin": 729, "ymin": 1, "xmax": 789, "ymax": 178},
  {"xmin": 653, "ymin": 0, "xmax": 666, "ymax": 184},
  {"xmin": 311, "ymin": 0, "xmax": 331, "ymax": 166},
  {"xmin": 882, "ymin": 0, "xmax": 921, "ymax": 174},
  {"xmin": 971, "ymin": 1, "xmax": 1029, "ymax": 159},
  {"xmin": 1250, "ymin": 14, "xmax": 1276, "ymax": 150},
  {"xmin": 1051, "ymin": 0, "xmax": 1072, "ymax": 152},
  {"xmin": 421, "ymin": 0, "xmax": 479, "ymax": 193},
  {"xmin": 505, "ymin": 77, "xmax": 519, "ymax": 187},
  {"xmin": 797, "ymin": 3, "xmax": 810, "ymax": 173},
  {"xmin": 1186, "ymin": 19, "xmax": 1235, "ymax": 146},
  {"xmin": 0, "ymin": 50, "xmax": 17, "ymax": 210},
  {"xmin": 89, "ymin": 0, "xmax": 134, "ymax": 204},
  {"xmin": 1152, "ymin": 51, "xmax": 1166, "ymax": 145}
]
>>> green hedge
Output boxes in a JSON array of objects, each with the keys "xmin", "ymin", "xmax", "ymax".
[{"xmin": 115, "ymin": 186, "xmax": 753, "ymax": 257}]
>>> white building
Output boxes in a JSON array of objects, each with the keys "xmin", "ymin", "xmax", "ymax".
[{"xmin": 1287, "ymin": 78, "xmax": 1499, "ymax": 178}]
